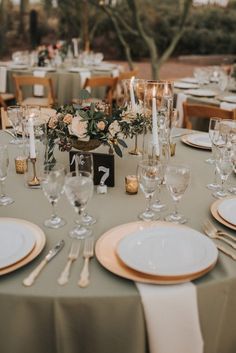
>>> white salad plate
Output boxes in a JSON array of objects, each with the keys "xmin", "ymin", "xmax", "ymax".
[
  {"xmin": 180, "ymin": 77, "xmax": 198, "ymax": 84},
  {"xmin": 117, "ymin": 224, "xmax": 218, "ymax": 277},
  {"xmin": 217, "ymin": 198, "xmax": 236, "ymax": 226},
  {"xmin": 187, "ymin": 89, "xmax": 216, "ymax": 97},
  {"xmin": 218, "ymin": 95, "xmax": 236, "ymax": 104},
  {"xmin": 187, "ymin": 133, "xmax": 212, "ymax": 148},
  {"xmin": 174, "ymin": 82, "xmax": 198, "ymax": 89}
]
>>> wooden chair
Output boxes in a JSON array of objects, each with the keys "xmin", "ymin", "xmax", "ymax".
[
  {"xmin": 0, "ymin": 107, "xmax": 11, "ymax": 130},
  {"xmin": 183, "ymin": 102, "xmax": 236, "ymax": 130},
  {"xmin": 13, "ymin": 75, "xmax": 55, "ymax": 107},
  {"xmin": 81, "ymin": 76, "xmax": 118, "ymax": 106},
  {"xmin": 118, "ymin": 69, "xmax": 139, "ymax": 81}
]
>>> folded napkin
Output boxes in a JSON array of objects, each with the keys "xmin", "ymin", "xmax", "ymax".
[
  {"xmin": 80, "ymin": 71, "xmax": 91, "ymax": 91},
  {"xmin": 136, "ymin": 282, "xmax": 204, "ymax": 353},
  {"xmin": 0, "ymin": 66, "xmax": 7, "ymax": 93},
  {"xmin": 176, "ymin": 92, "xmax": 187, "ymax": 127},
  {"xmin": 112, "ymin": 68, "xmax": 119, "ymax": 78},
  {"xmin": 33, "ymin": 70, "xmax": 46, "ymax": 96},
  {"xmin": 220, "ymin": 102, "xmax": 236, "ymax": 110}
]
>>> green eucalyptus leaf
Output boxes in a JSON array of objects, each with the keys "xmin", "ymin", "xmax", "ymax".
[
  {"xmin": 114, "ymin": 144, "xmax": 123, "ymax": 157},
  {"xmin": 117, "ymin": 139, "xmax": 128, "ymax": 148}
]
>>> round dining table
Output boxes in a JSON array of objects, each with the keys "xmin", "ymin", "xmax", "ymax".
[
  {"xmin": 5, "ymin": 63, "xmax": 121, "ymax": 106},
  {"xmin": 0, "ymin": 130, "xmax": 236, "ymax": 353}
]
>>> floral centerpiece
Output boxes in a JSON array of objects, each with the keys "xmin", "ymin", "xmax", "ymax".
[{"xmin": 46, "ymin": 92, "xmax": 128, "ymax": 164}]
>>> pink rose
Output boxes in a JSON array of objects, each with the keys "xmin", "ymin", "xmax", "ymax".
[
  {"xmin": 48, "ymin": 115, "xmax": 58, "ymax": 129},
  {"xmin": 63, "ymin": 113, "xmax": 73, "ymax": 124},
  {"xmin": 97, "ymin": 121, "xmax": 106, "ymax": 131}
]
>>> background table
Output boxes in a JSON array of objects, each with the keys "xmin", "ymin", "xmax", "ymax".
[
  {"xmin": 6, "ymin": 64, "xmax": 121, "ymax": 106},
  {"xmin": 0, "ymin": 131, "xmax": 236, "ymax": 353}
]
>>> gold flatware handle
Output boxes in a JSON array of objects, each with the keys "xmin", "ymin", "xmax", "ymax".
[
  {"xmin": 78, "ymin": 258, "xmax": 90, "ymax": 288},
  {"xmin": 57, "ymin": 259, "xmax": 73, "ymax": 286},
  {"xmin": 216, "ymin": 235, "xmax": 236, "ymax": 249},
  {"xmin": 217, "ymin": 244, "xmax": 236, "ymax": 260},
  {"xmin": 22, "ymin": 259, "xmax": 47, "ymax": 287},
  {"xmin": 218, "ymin": 230, "xmax": 236, "ymax": 243}
]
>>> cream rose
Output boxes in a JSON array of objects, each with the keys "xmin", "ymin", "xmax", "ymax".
[
  {"xmin": 109, "ymin": 120, "xmax": 120, "ymax": 137},
  {"xmin": 48, "ymin": 115, "xmax": 58, "ymax": 129},
  {"xmin": 70, "ymin": 115, "xmax": 88, "ymax": 139}
]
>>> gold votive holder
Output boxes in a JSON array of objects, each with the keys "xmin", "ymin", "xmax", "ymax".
[
  {"xmin": 15, "ymin": 156, "xmax": 28, "ymax": 174},
  {"xmin": 125, "ymin": 175, "xmax": 139, "ymax": 195},
  {"xmin": 170, "ymin": 142, "xmax": 176, "ymax": 157}
]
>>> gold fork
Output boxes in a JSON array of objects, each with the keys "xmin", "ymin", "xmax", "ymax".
[
  {"xmin": 78, "ymin": 237, "xmax": 94, "ymax": 288},
  {"xmin": 57, "ymin": 240, "xmax": 81, "ymax": 286},
  {"xmin": 204, "ymin": 220, "xmax": 236, "ymax": 242},
  {"xmin": 203, "ymin": 220, "xmax": 236, "ymax": 249}
]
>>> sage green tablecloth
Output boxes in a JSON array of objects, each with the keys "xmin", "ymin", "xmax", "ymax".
[
  {"xmin": 0, "ymin": 131, "xmax": 236, "ymax": 353},
  {"xmin": 6, "ymin": 67, "xmax": 118, "ymax": 106}
]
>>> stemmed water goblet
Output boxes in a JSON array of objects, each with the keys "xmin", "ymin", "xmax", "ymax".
[
  {"xmin": 213, "ymin": 146, "xmax": 233, "ymax": 199},
  {"xmin": 64, "ymin": 171, "xmax": 94, "ymax": 239},
  {"xmin": 7, "ymin": 105, "xmax": 23, "ymax": 144},
  {"xmin": 165, "ymin": 164, "xmax": 190, "ymax": 224},
  {"xmin": 41, "ymin": 163, "xmax": 66, "ymax": 228},
  {"xmin": 75, "ymin": 152, "xmax": 96, "ymax": 226},
  {"xmin": 228, "ymin": 142, "xmax": 236, "ymax": 194},
  {"xmin": 137, "ymin": 158, "xmax": 163, "ymax": 221},
  {"xmin": 0, "ymin": 145, "xmax": 14, "ymax": 206},
  {"xmin": 206, "ymin": 117, "xmax": 221, "ymax": 164}
]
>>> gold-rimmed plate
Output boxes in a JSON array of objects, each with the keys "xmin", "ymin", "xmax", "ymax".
[
  {"xmin": 211, "ymin": 198, "xmax": 236, "ymax": 231},
  {"xmin": 181, "ymin": 134, "xmax": 211, "ymax": 150},
  {"xmin": 95, "ymin": 221, "xmax": 218, "ymax": 284},
  {"xmin": 0, "ymin": 218, "xmax": 46, "ymax": 276}
]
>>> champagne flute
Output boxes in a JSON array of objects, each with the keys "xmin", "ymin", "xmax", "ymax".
[
  {"xmin": 75, "ymin": 152, "xmax": 96, "ymax": 226},
  {"xmin": 137, "ymin": 159, "xmax": 162, "ymax": 221},
  {"xmin": 7, "ymin": 106, "xmax": 23, "ymax": 144},
  {"xmin": 206, "ymin": 117, "xmax": 221, "ymax": 164},
  {"xmin": 65, "ymin": 171, "xmax": 93, "ymax": 239},
  {"xmin": 165, "ymin": 164, "xmax": 190, "ymax": 224},
  {"xmin": 0, "ymin": 145, "xmax": 14, "ymax": 206},
  {"xmin": 41, "ymin": 163, "xmax": 66, "ymax": 228},
  {"xmin": 213, "ymin": 146, "xmax": 233, "ymax": 199}
]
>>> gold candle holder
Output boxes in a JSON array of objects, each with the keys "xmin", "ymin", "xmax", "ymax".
[
  {"xmin": 15, "ymin": 156, "xmax": 28, "ymax": 174},
  {"xmin": 125, "ymin": 175, "xmax": 139, "ymax": 194},
  {"xmin": 27, "ymin": 158, "xmax": 40, "ymax": 187},
  {"xmin": 129, "ymin": 134, "xmax": 142, "ymax": 156}
]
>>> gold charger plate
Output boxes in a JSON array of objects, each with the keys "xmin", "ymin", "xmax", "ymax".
[
  {"xmin": 0, "ymin": 218, "xmax": 46, "ymax": 276},
  {"xmin": 95, "ymin": 221, "xmax": 217, "ymax": 284},
  {"xmin": 211, "ymin": 198, "xmax": 236, "ymax": 231},
  {"xmin": 181, "ymin": 134, "xmax": 211, "ymax": 150}
]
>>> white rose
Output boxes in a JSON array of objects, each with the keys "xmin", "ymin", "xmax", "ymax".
[
  {"xmin": 70, "ymin": 115, "xmax": 89, "ymax": 140},
  {"xmin": 109, "ymin": 120, "xmax": 120, "ymax": 137}
]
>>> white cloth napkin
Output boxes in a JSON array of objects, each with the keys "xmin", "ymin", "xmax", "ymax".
[
  {"xmin": 176, "ymin": 92, "xmax": 187, "ymax": 127},
  {"xmin": 112, "ymin": 68, "xmax": 119, "ymax": 78},
  {"xmin": 0, "ymin": 66, "xmax": 7, "ymax": 93},
  {"xmin": 136, "ymin": 282, "xmax": 204, "ymax": 353},
  {"xmin": 33, "ymin": 70, "xmax": 46, "ymax": 96},
  {"xmin": 79, "ymin": 71, "xmax": 91, "ymax": 89},
  {"xmin": 220, "ymin": 101, "xmax": 236, "ymax": 110}
]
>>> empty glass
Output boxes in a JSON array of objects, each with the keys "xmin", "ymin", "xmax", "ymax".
[
  {"xmin": 206, "ymin": 117, "xmax": 221, "ymax": 164},
  {"xmin": 137, "ymin": 159, "xmax": 163, "ymax": 221},
  {"xmin": 41, "ymin": 163, "xmax": 66, "ymax": 228},
  {"xmin": 75, "ymin": 152, "xmax": 96, "ymax": 226},
  {"xmin": 65, "ymin": 171, "xmax": 93, "ymax": 239},
  {"xmin": 213, "ymin": 146, "xmax": 233, "ymax": 199},
  {"xmin": 0, "ymin": 145, "xmax": 14, "ymax": 206},
  {"xmin": 165, "ymin": 164, "xmax": 190, "ymax": 224},
  {"xmin": 7, "ymin": 106, "xmax": 23, "ymax": 144}
]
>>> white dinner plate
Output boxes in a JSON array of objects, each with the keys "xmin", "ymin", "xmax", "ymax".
[
  {"xmin": 179, "ymin": 77, "xmax": 198, "ymax": 84},
  {"xmin": 187, "ymin": 89, "xmax": 216, "ymax": 97},
  {"xmin": 218, "ymin": 95, "xmax": 236, "ymax": 104},
  {"xmin": 217, "ymin": 198, "xmax": 236, "ymax": 226},
  {"xmin": 174, "ymin": 82, "xmax": 198, "ymax": 89},
  {"xmin": 8, "ymin": 64, "xmax": 28, "ymax": 70},
  {"xmin": 117, "ymin": 225, "xmax": 218, "ymax": 276},
  {"xmin": 0, "ymin": 219, "xmax": 36, "ymax": 268},
  {"xmin": 187, "ymin": 133, "xmax": 212, "ymax": 148},
  {"xmin": 68, "ymin": 67, "xmax": 91, "ymax": 73},
  {"xmin": 33, "ymin": 66, "xmax": 56, "ymax": 72}
]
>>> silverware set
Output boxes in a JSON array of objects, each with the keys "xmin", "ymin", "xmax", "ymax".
[
  {"xmin": 203, "ymin": 220, "xmax": 236, "ymax": 260},
  {"xmin": 23, "ymin": 237, "xmax": 95, "ymax": 287}
]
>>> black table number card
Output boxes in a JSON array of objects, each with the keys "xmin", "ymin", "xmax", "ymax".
[{"xmin": 69, "ymin": 150, "xmax": 115, "ymax": 187}]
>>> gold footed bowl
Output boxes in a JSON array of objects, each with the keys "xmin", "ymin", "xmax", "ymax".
[{"xmin": 71, "ymin": 139, "xmax": 102, "ymax": 151}]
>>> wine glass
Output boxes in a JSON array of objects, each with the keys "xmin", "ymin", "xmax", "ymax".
[
  {"xmin": 0, "ymin": 145, "xmax": 14, "ymax": 206},
  {"xmin": 64, "ymin": 171, "xmax": 94, "ymax": 239},
  {"xmin": 213, "ymin": 146, "xmax": 233, "ymax": 199},
  {"xmin": 165, "ymin": 164, "xmax": 190, "ymax": 224},
  {"xmin": 228, "ymin": 142, "xmax": 236, "ymax": 194},
  {"xmin": 41, "ymin": 163, "xmax": 66, "ymax": 228},
  {"xmin": 137, "ymin": 159, "xmax": 163, "ymax": 221},
  {"xmin": 206, "ymin": 117, "xmax": 221, "ymax": 164},
  {"xmin": 7, "ymin": 106, "xmax": 23, "ymax": 144},
  {"xmin": 75, "ymin": 152, "xmax": 96, "ymax": 226}
]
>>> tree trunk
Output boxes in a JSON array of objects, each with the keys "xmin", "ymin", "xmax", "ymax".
[
  {"xmin": 19, "ymin": 0, "xmax": 29, "ymax": 41},
  {"xmin": 0, "ymin": 0, "xmax": 9, "ymax": 55}
]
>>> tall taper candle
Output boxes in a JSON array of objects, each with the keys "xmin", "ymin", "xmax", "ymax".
[
  {"xmin": 130, "ymin": 77, "xmax": 136, "ymax": 113},
  {"xmin": 152, "ymin": 87, "xmax": 160, "ymax": 155},
  {"xmin": 28, "ymin": 117, "xmax": 36, "ymax": 159}
]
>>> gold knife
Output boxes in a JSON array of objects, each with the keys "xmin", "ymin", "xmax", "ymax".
[{"xmin": 23, "ymin": 240, "xmax": 65, "ymax": 287}]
